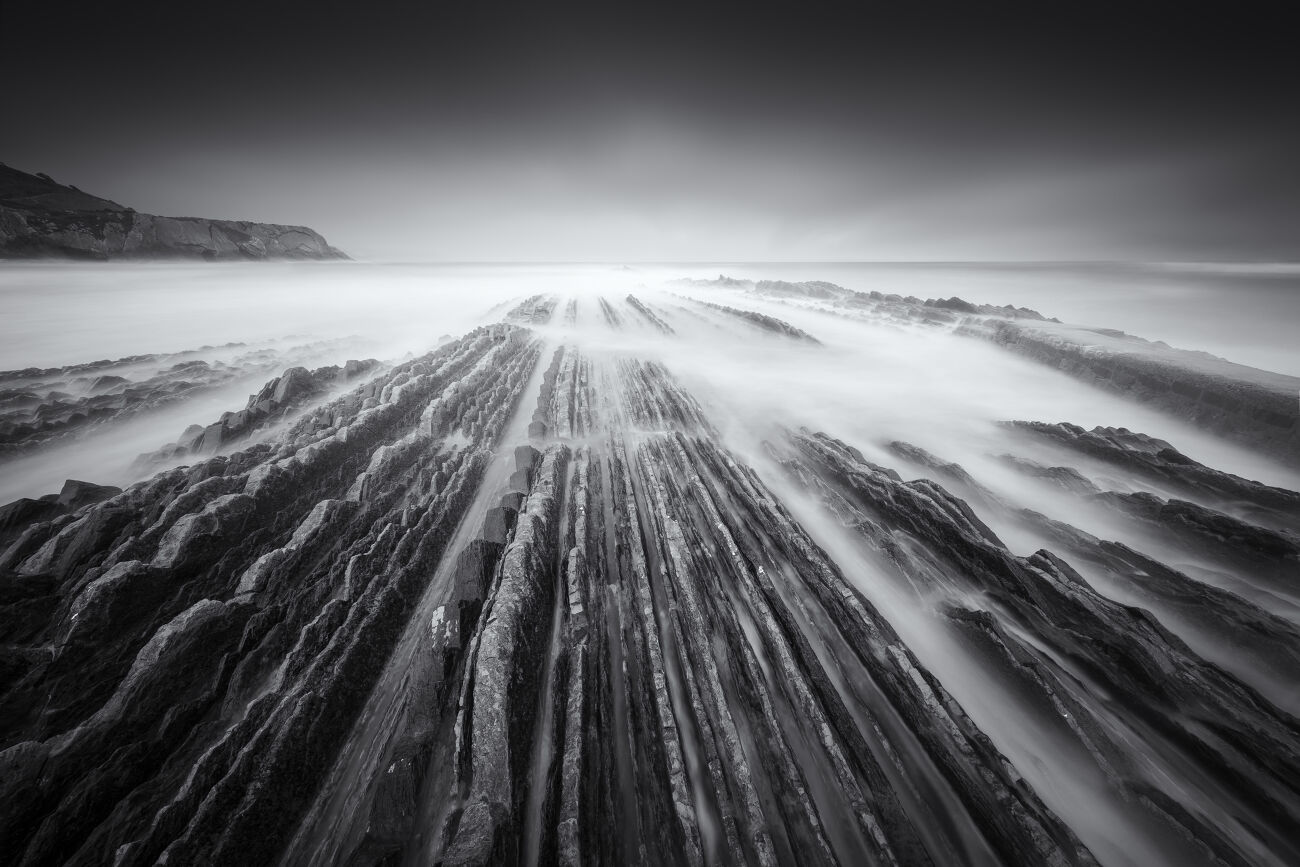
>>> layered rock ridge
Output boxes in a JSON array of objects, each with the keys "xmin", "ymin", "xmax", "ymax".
[
  {"xmin": 681, "ymin": 276, "xmax": 1299, "ymax": 467},
  {"xmin": 0, "ymin": 288, "xmax": 1297, "ymax": 867}
]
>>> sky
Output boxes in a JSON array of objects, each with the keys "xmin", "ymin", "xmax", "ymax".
[{"xmin": 3, "ymin": 2, "xmax": 1297, "ymax": 262}]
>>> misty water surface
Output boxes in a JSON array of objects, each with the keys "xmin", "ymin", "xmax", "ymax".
[{"xmin": 2, "ymin": 261, "xmax": 1297, "ymax": 505}]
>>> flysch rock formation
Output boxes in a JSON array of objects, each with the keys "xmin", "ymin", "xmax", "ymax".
[
  {"xmin": 0, "ymin": 284, "xmax": 1298, "ymax": 867},
  {"xmin": 785, "ymin": 433, "xmax": 1300, "ymax": 867},
  {"xmin": 1000, "ymin": 421, "xmax": 1300, "ymax": 533},
  {"xmin": 624, "ymin": 295, "xmax": 676, "ymax": 334},
  {"xmin": 684, "ymin": 297, "xmax": 821, "ymax": 343},
  {"xmin": 974, "ymin": 321, "xmax": 1299, "ymax": 465},
  {"xmin": 134, "ymin": 358, "xmax": 384, "ymax": 469},
  {"xmin": 882, "ymin": 438, "xmax": 1300, "ymax": 714},
  {"xmin": 0, "ymin": 323, "xmax": 541, "ymax": 866},
  {"xmin": 0, "ymin": 163, "xmax": 347, "ymax": 261},
  {"xmin": 682, "ymin": 276, "xmax": 1299, "ymax": 467},
  {"xmin": 0, "ymin": 338, "xmax": 377, "ymax": 462}
]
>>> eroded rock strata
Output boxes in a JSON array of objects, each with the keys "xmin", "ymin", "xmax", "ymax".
[
  {"xmin": 1003, "ymin": 421, "xmax": 1300, "ymax": 531},
  {"xmin": 977, "ymin": 323, "xmax": 1299, "ymax": 464},
  {"xmin": 883, "ymin": 437, "xmax": 1300, "ymax": 712},
  {"xmin": 686, "ymin": 298, "xmax": 821, "ymax": 343},
  {"xmin": 136, "ymin": 358, "xmax": 383, "ymax": 468},
  {"xmin": 678, "ymin": 277, "xmax": 1299, "ymax": 467},
  {"xmin": 1, "ymin": 293, "xmax": 1297, "ymax": 867},
  {"xmin": 624, "ymin": 295, "xmax": 676, "ymax": 335},
  {"xmin": 0, "ymin": 339, "xmax": 374, "ymax": 461},
  {"xmin": 782, "ymin": 434, "xmax": 1300, "ymax": 867}
]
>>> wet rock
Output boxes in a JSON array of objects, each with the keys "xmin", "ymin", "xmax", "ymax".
[
  {"xmin": 504, "ymin": 295, "xmax": 559, "ymax": 325},
  {"xmin": 0, "ymin": 337, "xmax": 372, "ymax": 461},
  {"xmin": 0, "ymin": 324, "xmax": 543, "ymax": 867},
  {"xmin": 690, "ymin": 298, "xmax": 821, "ymax": 343},
  {"xmin": 443, "ymin": 444, "xmax": 570, "ymax": 864},
  {"xmin": 886, "ymin": 440, "xmax": 1003, "ymax": 505},
  {"xmin": 976, "ymin": 323, "xmax": 1300, "ymax": 466},
  {"xmin": 785, "ymin": 429, "xmax": 1300, "ymax": 866},
  {"xmin": 138, "ymin": 358, "xmax": 385, "ymax": 468},
  {"xmin": 1091, "ymin": 490, "xmax": 1300, "ymax": 585},
  {"xmin": 2, "ymin": 317, "xmax": 1296, "ymax": 867},
  {"xmin": 0, "ymin": 498, "xmax": 64, "ymax": 545},
  {"xmin": 482, "ymin": 506, "xmax": 516, "ymax": 545},
  {"xmin": 625, "ymin": 295, "xmax": 676, "ymax": 334},
  {"xmin": 996, "ymin": 453, "xmax": 1101, "ymax": 494},
  {"xmin": 1005, "ymin": 421, "xmax": 1300, "ymax": 528},
  {"xmin": 88, "ymin": 375, "xmax": 128, "ymax": 393}
]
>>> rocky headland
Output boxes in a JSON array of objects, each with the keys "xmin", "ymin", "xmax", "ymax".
[{"xmin": 0, "ymin": 164, "xmax": 347, "ymax": 261}]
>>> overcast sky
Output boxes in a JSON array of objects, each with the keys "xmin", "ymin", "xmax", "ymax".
[{"xmin": 3, "ymin": 2, "xmax": 1297, "ymax": 261}]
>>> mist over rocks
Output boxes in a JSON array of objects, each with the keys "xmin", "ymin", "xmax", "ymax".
[
  {"xmin": 0, "ymin": 164, "xmax": 347, "ymax": 261},
  {"xmin": 680, "ymin": 274, "xmax": 1054, "ymax": 321},
  {"xmin": 687, "ymin": 297, "xmax": 821, "ymax": 343},
  {"xmin": 624, "ymin": 294, "xmax": 676, "ymax": 334},
  {"xmin": 0, "ymin": 272, "xmax": 1298, "ymax": 867},
  {"xmin": 974, "ymin": 320, "xmax": 1300, "ymax": 466},
  {"xmin": 134, "ymin": 357, "xmax": 384, "ymax": 469},
  {"xmin": 3, "ymin": 0, "xmax": 1298, "ymax": 856},
  {"xmin": 782, "ymin": 428, "xmax": 1300, "ymax": 861},
  {"xmin": 1002, "ymin": 421, "xmax": 1300, "ymax": 531},
  {"xmin": 680, "ymin": 274, "xmax": 1297, "ymax": 468},
  {"xmin": 881, "ymin": 429, "xmax": 1300, "ymax": 714},
  {"xmin": 0, "ymin": 338, "xmax": 380, "ymax": 468}
]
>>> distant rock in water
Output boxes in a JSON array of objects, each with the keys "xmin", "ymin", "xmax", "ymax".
[
  {"xmin": 0, "ymin": 163, "xmax": 347, "ymax": 261},
  {"xmin": 969, "ymin": 320, "xmax": 1300, "ymax": 466},
  {"xmin": 688, "ymin": 297, "xmax": 821, "ymax": 343},
  {"xmin": 723, "ymin": 277, "xmax": 1297, "ymax": 468}
]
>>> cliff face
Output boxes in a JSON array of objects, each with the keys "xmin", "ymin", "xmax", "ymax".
[{"xmin": 0, "ymin": 164, "xmax": 347, "ymax": 261}]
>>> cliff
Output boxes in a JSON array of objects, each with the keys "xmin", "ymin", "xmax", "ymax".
[{"xmin": 0, "ymin": 163, "xmax": 347, "ymax": 261}]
